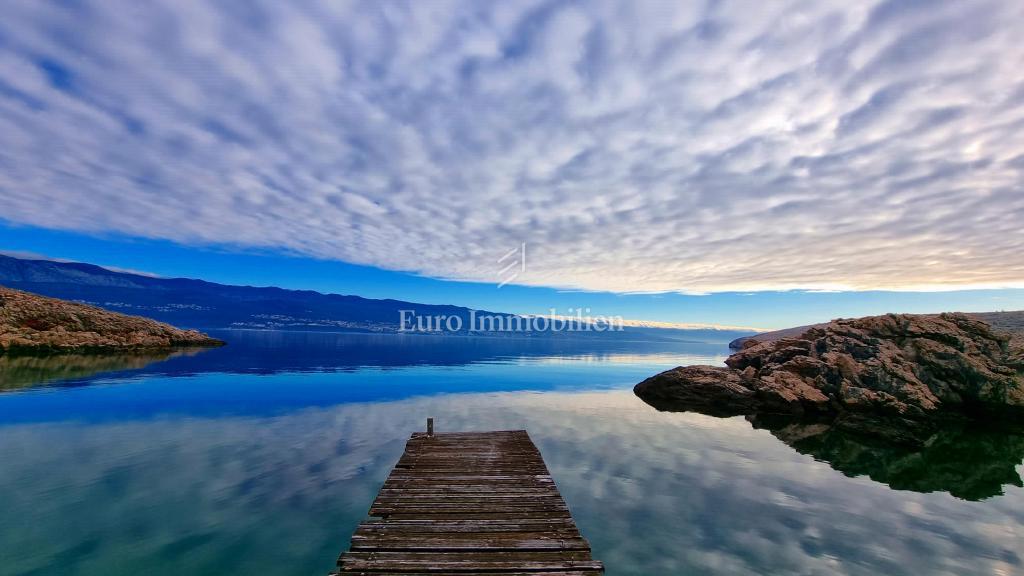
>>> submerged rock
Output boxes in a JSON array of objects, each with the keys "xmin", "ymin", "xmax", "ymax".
[
  {"xmin": 636, "ymin": 313, "xmax": 1024, "ymax": 422},
  {"xmin": 1, "ymin": 285, "xmax": 224, "ymax": 354}
]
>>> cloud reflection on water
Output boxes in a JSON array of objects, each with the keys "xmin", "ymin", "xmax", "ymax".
[{"xmin": 1, "ymin": 389, "xmax": 1021, "ymax": 575}]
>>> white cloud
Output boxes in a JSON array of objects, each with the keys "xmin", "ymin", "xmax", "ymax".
[
  {"xmin": 0, "ymin": 250, "xmax": 73, "ymax": 263},
  {"xmin": 0, "ymin": 250, "xmax": 160, "ymax": 276},
  {"xmin": 0, "ymin": 0, "xmax": 1022, "ymax": 293}
]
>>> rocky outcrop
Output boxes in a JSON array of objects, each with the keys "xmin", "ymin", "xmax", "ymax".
[
  {"xmin": 636, "ymin": 313, "xmax": 1024, "ymax": 423},
  {"xmin": 0, "ymin": 286, "xmax": 224, "ymax": 353},
  {"xmin": 634, "ymin": 365, "xmax": 758, "ymax": 416},
  {"xmin": 733, "ymin": 311, "xmax": 1024, "ymax": 350}
]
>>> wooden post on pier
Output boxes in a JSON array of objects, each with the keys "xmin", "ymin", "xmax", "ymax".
[{"xmin": 334, "ymin": 422, "xmax": 603, "ymax": 574}]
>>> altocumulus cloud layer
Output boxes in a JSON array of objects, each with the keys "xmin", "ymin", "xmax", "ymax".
[{"xmin": 1, "ymin": 0, "xmax": 1023, "ymax": 293}]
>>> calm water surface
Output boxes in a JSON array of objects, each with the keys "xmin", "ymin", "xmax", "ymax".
[{"xmin": 0, "ymin": 331, "xmax": 1022, "ymax": 575}]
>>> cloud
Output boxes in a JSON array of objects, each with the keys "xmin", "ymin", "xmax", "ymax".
[
  {"xmin": 0, "ymin": 250, "xmax": 160, "ymax": 277},
  {"xmin": 97, "ymin": 265, "xmax": 162, "ymax": 278},
  {"xmin": 0, "ymin": 0, "xmax": 1022, "ymax": 293},
  {"xmin": 0, "ymin": 250, "xmax": 74, "ymax": 263}
]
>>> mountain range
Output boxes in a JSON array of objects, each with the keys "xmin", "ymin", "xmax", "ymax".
[{"xmin": 0, "ymin": 254, "xmax": 753, "ymax": 344}]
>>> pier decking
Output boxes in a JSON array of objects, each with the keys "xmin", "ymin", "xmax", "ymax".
[{"xmin": 335, "ymin": 423, "xmax": 604, "ymax": 574}]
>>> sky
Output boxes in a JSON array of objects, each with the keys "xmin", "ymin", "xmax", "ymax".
[
  {"xmin": 3, "ymin": 223, "xmax": 1023, "ymax": 331},
  {"xmin": 1, "ymin": 1, "xmax": 1023, "ymax": 329}
]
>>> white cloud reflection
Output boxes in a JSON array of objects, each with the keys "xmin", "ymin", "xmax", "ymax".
[{"xmin": 1, "ymin": 390, "xmax": 1021, "ymax": 574}]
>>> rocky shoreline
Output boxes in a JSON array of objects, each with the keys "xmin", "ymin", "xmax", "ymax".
[
  {"xmin": 1, "ymin": 286, "xmax": 224, "ymax": 354},
  {"xmin": 636, "ymin": 313, "xmax": 1024, "ymax": 441}
]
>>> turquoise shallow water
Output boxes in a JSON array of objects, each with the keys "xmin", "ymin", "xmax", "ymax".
[{"xmin": 0, "ymin": 331, "xmax": 1022, "ymax": 575}]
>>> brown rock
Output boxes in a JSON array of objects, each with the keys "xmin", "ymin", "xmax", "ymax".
[
  {"xmin": 778, "ymin": 354, "xmax": 826, "ymax": 379},
  {"xmin": 752, "ymin": 370, "xmax": 831, "ymax": 414},
  {"xmin": 1, "ymin": 286, "xmax": 224, "ymax": 354},
  {"xmin": 634, "ymin": 365, "xmax": 756, "ymax": 416},
  {"xmin": 635, "ymin": 312, "xmax": 1024, "ymax": 422}
]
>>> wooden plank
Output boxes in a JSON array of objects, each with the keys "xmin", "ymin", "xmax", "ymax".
[
  {"xmin": 355, "ymin": 521, "xmax": 580, "ymax": 534},
  {"xmin": 380, "ymin": 512, "xmax": 574, "ymax": 521},
  {"xmin": 339, "ymin": 551, "xmax": 604, "ymax": 571},
  {"xmin": 350, "ymin": 534, "xmax": 592, "ymax": 551},
  {"xmin": 338, "ymin": 572, "xmax": 600, "ymax": 576},
  {"xmin": 333, "ymin": 426, "xmax": 603, "ymax": 574}
]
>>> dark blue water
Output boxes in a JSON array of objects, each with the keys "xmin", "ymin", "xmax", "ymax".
[{"xmin": 0, "ymin": 331, "xmax": 1022, "ymax": 575}]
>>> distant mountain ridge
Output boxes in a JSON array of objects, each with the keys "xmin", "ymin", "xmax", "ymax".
[{"xmin": 0, "ymin": 254, "xmax": 753, "ymax": 344}]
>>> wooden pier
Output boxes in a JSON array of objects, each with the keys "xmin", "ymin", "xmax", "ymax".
[{"xmin": 335, "ymin": 420, "xmax": 604, "ymax": 574}]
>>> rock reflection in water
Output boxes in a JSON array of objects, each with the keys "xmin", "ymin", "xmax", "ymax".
[
  {"xmin": 0, "ymin": 349, "xmax": 206, "ymax": 391},
  {"xmin": 750, "ymin": 414, "xmax": 1024, "ymax": 501},
  {"xmin": 638, "ymin": 384, "xmax": 1024, "ymax": 501}
]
